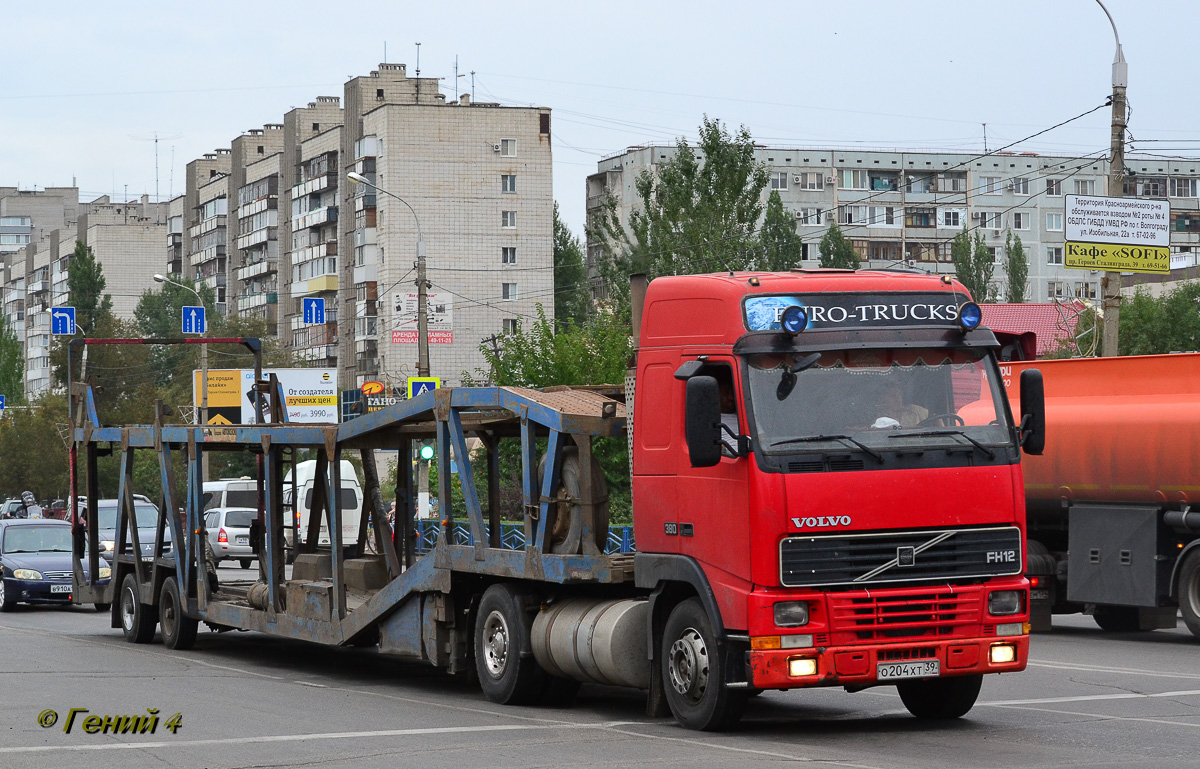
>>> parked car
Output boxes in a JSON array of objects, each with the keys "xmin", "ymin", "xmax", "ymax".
[
  {"xmin": 203, "ymin": 507, "xmax": 257, "ymax": 569},
  {"xmin": 0, "ymin": 499, "xmax": 24, "ymax": 518},
  {"xmin": 0, "ymin": 519, "xmax": 111, "ymax": 611},
  {"xmin": 90, "ymin": 499, "xmax": 173, "ymax": 563}
]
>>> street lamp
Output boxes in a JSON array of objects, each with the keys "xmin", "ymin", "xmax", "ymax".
[
  {"xmin": 1095, "ymin": 0, "xmax": 1128, "ymax": 356},
  {"xmin": 153, "ymin": 273, "xmax": 209, "ymax": 479},
  {"xmin": 347, "ymin": 172, "xmax": 429, "ymax": 377}
]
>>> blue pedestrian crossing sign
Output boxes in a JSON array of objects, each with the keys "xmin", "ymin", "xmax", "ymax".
[
  {"xmin": 302, "ymin": 297, "xmax": 325, "ymax": 325},
  {"xmin": 50, "ymin": 307, "xmax": 76, "ymax": 335},
  {"xmin": 182, "ymin": 305, "xmax": 206, "ymax": 334},
  {"xmin": 407, "ymin": 377, "xmax": 440, "ymax": 399}
]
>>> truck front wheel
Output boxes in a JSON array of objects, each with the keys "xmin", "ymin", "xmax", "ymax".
[
  {"xmin": 475, "ymin": 584, "xmax": 546, "ymax": 705},
  {"xmin": 897, "ymin": 674, "xmax": 982, "ymax": 719},
  {"xmin": 661, "ymin": 598, "xmax": 745, "ymax": 731},
  {"xmin": 1178, "ymin": 550, "xmax": 1200, "ymax": 637}
]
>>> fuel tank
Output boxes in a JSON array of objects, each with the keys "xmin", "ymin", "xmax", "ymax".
[{"xmin": 1003, "ymin": 353, "xmax": 1200, "ymax": 515}]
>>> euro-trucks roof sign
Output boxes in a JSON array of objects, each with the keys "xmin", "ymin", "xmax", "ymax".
[{"xmin": 1064, "ymin": 194, "xmax": 1170, "ymax": 274}]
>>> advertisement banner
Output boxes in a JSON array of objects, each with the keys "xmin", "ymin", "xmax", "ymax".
[{"xmin": 193, "ymin": 369, "xmax": 339, "ymax": 424}]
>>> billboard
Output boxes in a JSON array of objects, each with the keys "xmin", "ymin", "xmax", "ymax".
[
  {"xmin": 1064, "ymin": 194, "xmax": 1170, "ymax": 273},
  {"xmin": 392, "ymin": 291, "xmax": 453, "ymax": 344},
  {"xmin": 193, "ymin": 368, "xmax": 339, "ymax": 424}
]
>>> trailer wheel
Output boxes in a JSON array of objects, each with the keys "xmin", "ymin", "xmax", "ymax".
[
  {"xmin": 1177, "ymin": 550, "xmax": 1200, "ymax": 637},
  {"xmin": 897, "ymin": 674, "xmax": 982, "ymax": 719},
  {"xmin": 239, "ymin": 558, "xmax": 253, "ymax": 570},
  {"xmin": 1092, "ymin": 605, "xmax": 1140, "ymax": 632},
  {"xmin": 475, "ymin": 584, "xmax": 546, "ymax": 705},
  {"xmin": 119, "ymin": 574, "xmax": 157, "ymax": 644},
  {"xmin": 159, "ymin": 577, "xmax": 198, "ymax": 651},
  {"xmin": 661, "ymin": 598, "xmax": 745, "ymax": 731}
]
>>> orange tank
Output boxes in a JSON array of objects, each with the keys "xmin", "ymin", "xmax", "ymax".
[{"xmin": 1001, "ymin": 353, "xmax": 1200, "ymax": 516}]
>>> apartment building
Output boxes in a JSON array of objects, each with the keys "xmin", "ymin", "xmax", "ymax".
[
  {"xmin": 1, "ymin": 187, "xmax": 79, "ymax": 347},
  {"xmin": 230, "ymin": 125, "xmax": 285, "ymax": 330},
  {"xmin": 586, "ymin": 147, "xmax": 1200, "ymax": 304},
  {"xmin": 183, "ymin": 151, "xmax": 232, "ymax": 314}
]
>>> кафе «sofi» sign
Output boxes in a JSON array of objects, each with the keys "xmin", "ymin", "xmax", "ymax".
[{"xmin": 1064, "ymin": 194, "xmax": 1170, "ymax": 274}]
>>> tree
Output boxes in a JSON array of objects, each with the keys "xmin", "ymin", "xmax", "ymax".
[
  {"xmin": 0, "ymin": 316, "xmax": 23, "ymax": 405},
  {"xmin": 818, "ymin": 222, "xmax": 859, "ymax": 269},
  {"xmin": 951, "ymin": 230, "xmax": 996, "ymax": 302},
  {"xmin": 67, "ymin": 240, "xmax": 113, "ymax": 335},
  {"xmin": 552, "ymin": 202, "xmax": 590, "ymax": 329},
  {"xmin": 1003, "ymin": 229, "xmax": 1028, "ymax": 303},
  {"xmin": 758, "ymin": 190, "xmax": 804, "ymax": 271},
  {"xmin": 588, "ymin": 116, "xmax": 768, "ymax": 307},
  {"xmin": 1118, "ymin": 283, "xmax": 1200, "ymax": 356}
]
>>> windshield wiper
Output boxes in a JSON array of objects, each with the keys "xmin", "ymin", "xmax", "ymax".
[
  {"xmin": 887, "ymin": 429, "xmax": 996, "ymax": 460},
  {"xmin": 769, "ymin": 434, "xmax": 883, "ymax": 464},
  {"xmin": 4, "ymin": 549, "xmax": 35, "ymax": 553}
]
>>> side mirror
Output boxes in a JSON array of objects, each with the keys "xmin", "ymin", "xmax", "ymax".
[
  {"xmin": 1019, "ymin": 369, "xmax": 1045, "ymax": 456},
  {"xmin": 684, "ymin": 375, "xmax": 722, "ymax": 468}
]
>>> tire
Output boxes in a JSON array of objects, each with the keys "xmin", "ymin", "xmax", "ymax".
[
  {"xmin": 537, "ymin": 445, "xmax": 610, "ymax": 555},
  {"xmin": 1176, "ymin": 550, "xmax": 1200, "ymax": 637},
  {"xmin": 1093, "ymin": 605, "xmax": 1141, "ymax": 632},
  {"xmin": 119, "ymin": 574, "xmax": 158, "ymax": 644},
  {"xmin": 0, "ymin": 579, "xmax": 16, "ymax": 611},
  {"xmin": 159, "ymin": 577, "xmax": 198, "ymax": 651},
  {"xmin": 239, "ymin": 558, "xmax": 253, "ymax": 570},
  {"xmin": 94, "ymin": 603, "xmax": 111, "ymax": 612},
  {"xmin": 661, "ymin": 597, "xmax": 746, "ymax": 731},
  {"xmin": 474, "ymin": 583, "xmax": 546, "ymax": 705},
  {"xmin": 897, "ymin": 674, "xmax": 983, "ymax": 719}
]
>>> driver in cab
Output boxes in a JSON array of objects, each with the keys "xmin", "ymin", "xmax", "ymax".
[{"xmin": 873, "ymin": 383, "xmax": 928, "ymax": 429}]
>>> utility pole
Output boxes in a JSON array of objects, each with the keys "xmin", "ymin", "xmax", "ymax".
[
  {"xmin": 416, "ymin": 239, "xmax": 429, "ymax": 377},
  {"xmin": 1098, "ymin": 0, "xmax": 1127, "ymax": 357}
]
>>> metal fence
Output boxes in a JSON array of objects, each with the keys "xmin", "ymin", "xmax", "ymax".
[{"xmin": 412, "ymin": 520, "xmax": 635, "ymax": 555}]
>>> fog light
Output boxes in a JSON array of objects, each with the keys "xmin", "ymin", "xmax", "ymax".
[
  {"xmin": 788, "ymin": 657, "xmax": 818, "ymax": 677},
  {"xmin": 989, "ymin": 644, "xmax": 1017, "ymax": 664},
  {"xmin": 781, "ymin": 634, "xmax": 814, "ymax": 649},
  {"xmin": 774, "ymin": 600, "xmax": 810, "ymax": 627},
  {"xmin": 995, "ymin": 622, "xmax": 1025, "ymax": 636},
  {"xmin": 988, "ymin": 590, "xmax": 1023, "ymax": 616}
]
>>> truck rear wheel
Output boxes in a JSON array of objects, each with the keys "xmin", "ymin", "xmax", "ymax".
[
  {"xmin": 159, "ymin": 577, "xmax": 198, "ymax": 651},
  {"xmin": 119, "ymin": 574, "xmax": 157, "ymax": 644},
  {"xmin": 897, "ymin": 674, "xmax": 982, "ymax": 719},
  {"xmin": 661, "ymin": 598, "xmax": 745, "ymax": 731},
  {"xmin": 475, "ymin": 584, "xmax": 546, "ymax": 705},
  {"xmin": 1177, "ymin": 550, "xmax": 1200, "ymax": 637}
]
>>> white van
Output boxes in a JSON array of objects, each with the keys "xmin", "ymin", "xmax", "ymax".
[
  {"xmin": 283, "ymin": 460, "xmax": 362, "ymax": 550},
  {"xmin": 203, "ymin": 478, "xmax": 259, "ymax": 512}
]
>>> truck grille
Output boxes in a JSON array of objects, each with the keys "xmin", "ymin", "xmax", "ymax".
[
  {"xmin": 779, "ymin": 526, "xmax": 1022, "ymax": 587},
  {"xmin": 830, "ymin": 588, "xmax": 982, "ymax": 643}
]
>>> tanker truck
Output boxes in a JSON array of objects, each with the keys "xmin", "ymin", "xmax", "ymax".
[{"xmin": 1002, "ymin": 353, "xmax": 1200, "ymax": 635}]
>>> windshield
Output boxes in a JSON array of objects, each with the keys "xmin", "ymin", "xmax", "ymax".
[
  {"xmin": 746, "ymin": 347, "xmax": 1013, "ymax": 453},
  {"xmin": 3, "ymin": 525, "xmax": 73, "ymax": 553},
  {"xmin": 94, "ymin": 502, "xmax": 161, "ymax": 530}
]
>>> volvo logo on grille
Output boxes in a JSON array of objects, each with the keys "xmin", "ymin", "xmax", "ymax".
[
  {"xmin": 896, "ymin": 546, "xmax": 916, "ymax": 567},
  {"xmin": 791, "ymin": 515, "xmax": 851, "ymax": 529}
]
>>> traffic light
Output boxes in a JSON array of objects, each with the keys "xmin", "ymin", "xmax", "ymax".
[{"xmin": 419, "ymin": 441, "xmax": 435, "ymax": 461}]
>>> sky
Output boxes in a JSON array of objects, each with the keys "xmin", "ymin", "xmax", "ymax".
[{"xmin": 3, "ymin": 0, "xmax": 1197, "ymax": 237}]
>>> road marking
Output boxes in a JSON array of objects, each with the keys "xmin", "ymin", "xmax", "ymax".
[
  {"xmin": 0, "ymin": 724, "xmax": 547, "ymax": 754},
  {"xmin": 984, "ymin": 704, "xmax": 1200, "ymax": 730},
  {"xmin": 1027, "ymin": 659, "xmax": 1200, "ymax": 680},
  {"xmin": 296, "ymin": 681, "xmax": 327, "ymax": 688},
  {"xmin": 983, "ymin": 688, "xmax": 1200, "ymax": 706}
]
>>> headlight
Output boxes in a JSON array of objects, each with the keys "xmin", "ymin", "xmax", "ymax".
[
  {"xmin": 100, "ymin": 540, "xmax": 115, "ymax": 552},
  {"xmin": 13, "ymin": 569, "xmax": 44, "ymax": 580},
  {"xmin": 98, "ymin": 567, "xmax": 111, "ymax": 579},
  {"xmin": 988, "ymin": 590, "xmax": 1023, "ymax": 616},
  {"xmin": 774, "ymin": 600, "xmax": 810, "ymax": 627}
]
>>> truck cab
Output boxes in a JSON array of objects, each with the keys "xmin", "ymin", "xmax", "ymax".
[{"xmin": 632, "ymin": 271, "xmax": 1039, "ymax": 726}]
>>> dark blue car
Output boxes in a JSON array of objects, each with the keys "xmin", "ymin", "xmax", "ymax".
[{"xmin": 0, "ymin": 519, "xmax": 111, "ymax": 611}]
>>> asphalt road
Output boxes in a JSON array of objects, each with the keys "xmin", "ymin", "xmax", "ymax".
[{"xmin": 1, "ymin": 585, "xmax": 1198, "ymax": 769}]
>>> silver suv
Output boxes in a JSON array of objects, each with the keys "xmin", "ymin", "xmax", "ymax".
[{"xmin": 204, "ymin": 508, "xmax": 258, "ymax": 569}]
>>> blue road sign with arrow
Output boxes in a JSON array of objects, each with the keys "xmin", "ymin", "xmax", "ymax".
[
  {"xmin": 50, "ymin": 307, "xmax": 76, "ymax": 335},
  {"xmin": 182, "ymin": 306, "xmax": 206, "ymax": 334},
  {"xmin": 302, "ymin": 297, "xmax": 325, "ymax": 325},
  {"xmin": 0, "ymin": 395, "xmax": 6, "ymax": 412}
]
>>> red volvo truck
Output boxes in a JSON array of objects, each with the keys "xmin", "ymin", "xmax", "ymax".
[
  {"xmin": 1002, "ymin": 353, "xmax": 1200, "ymax": 635},
  {"xmin": 72, "ymin": 270, "xmax": 1044, "ymax": 732}
]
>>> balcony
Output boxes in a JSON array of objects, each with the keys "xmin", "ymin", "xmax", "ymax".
[
  {"xmin": 292, "ymin": 206, "xmax": 338, "ymax": 231},
  {"xmin": 237, "ymin": 259, "xmax": 278, "ymax": 282},
  {"xmin": 290, "ymin": 173, "xmax": 336, "ymax": 199},
  {"xmin": 291, "ymin": 240, "xmax": 337, "ymax": 264},
  {"xmin": 167, "ymin": 232, "xmax": 182, "ymax": 247},
  {"xmin": 355, "ymin": 315, "xmax": 378, "ymax": 340},
  {"xmin": 193, "ymin": 245, "xmax": 227, "ymax": 265},
  {"xmin": 27, "ymin": 279, "xmax": 48, "ymax": 295},
  {"xmin": 236, "ymin": 227, "xmax": 277, "ymax": 250},
  {"xmin": 355, "ymin": 354, "xmax": 379, "ymax": 375},
  {"xmin": 292, "ymin": 321, "xmax": 338, "ymax": 348},
  {"xmin": 237, "ymin": 196, "xmax": 277, "ymax": 218},
  {"xmin": 189, "ymin": 215, "xmax": 227, "ymax": 238}
]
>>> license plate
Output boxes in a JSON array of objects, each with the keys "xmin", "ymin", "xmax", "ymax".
[
  {"xmin": 1030, "ymin": 589, "xmax": 1050, "ymax": 601},
  {"xmin": 50, "ymin": 584, "xmax": 72, "ymax": 594},
  {"xmin": 877, "ymin": 660, "xmax": 939, "ymax": 681},
  {"xmin": 141, "ymin": 555, "xmax": 155, "ymax": 562},
  {"xmin": 237, "ymin": 536, "xmax": 249, "ymax": 545}
]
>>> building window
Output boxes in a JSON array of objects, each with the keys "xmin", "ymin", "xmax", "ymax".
[
  {"xmin": 1047, "ymin": 246, "xmax": 1063, "ymax": 265},
  {"xmin": 1046, "ymin": 179, "xmax": 1061, "ymax": 196},
  {"xmin": 840, "ymin": 170, "xmax": 869, "ymax": 190},
  {"xmin": 770, "ymin": 171, "xmax": 788, "ymax": 190},
  {"xmin": 376, "ymin": 88, "xmax": 384, "ymax": 98},
  {"xmin": 0, "ymin": 234, "xmax": 30, "ymax": 245},
  {"xmin": 1011, "ymin": 178, "xmax": 1030, "ymax": 195},
  {"xmin": 838, "ymin": 205, "xmax": 869, "ymax": 225},
  {"xmin": 502, "ymin": 211, "xmax": 516, "ymax": 228},
  {"xmin": 1171, "ymin": 178, "xmax": 1198, "ymax": 198},
  {"xmin": 1046, "ymin": 213, "xmax": 1063, "ymax": 231},
  {"xmin": 312, "ymin": 123, "xmax": 319, "ymax": 131},
  {"xmin": 1074, "ymin": 179, "xmax": 1096, "ymax": 195},
  {"xmin": 796, "ymin": 172, "xmax": 824, "ymax": 190},
  {"xmin": 868, "ymin": 206, "xmax": 896, "ymax": 225},
  {"xmin": 502, "ymin": 174, "xmax": 516, "ymax": 193},
  {"xmin": 0, "ymin": 216, "xmax": 31, "ymax": 227},
  {"xmin": 502, "ymin": 246, "xmax": 517, "ymax": 264},
  {"xmin": 937, "ymin": 174, "xmax": 966, "ymax": 192},
  {"xmin": 1012, "ymin": 212, "xmax": 1030, "ymax": 230},
  {"xmin": 1077, "ymin": 282, "xmax": 1098, "ymax": 300},
  {"xmin": 500, "ymin": 139, "xmax": 516, "ymax": 156},
  {"xmin": 905, "ymin": 207, "xmax": 936, "ymax": 228},
  {"xmin": 905, "ymin": 174, "xmax": 932, "ymax": 194},
  {"xmin": 502, "ymin": 318, "xmax": 518, "ymax": 334},
  {"xmin": 1047, "ymin": 281, "xmax": 1067, "ymax": 300},
  {"xmin": 797, "ymin": 207, "xmax": 823, "ymax": 225},
  {"xmin": 941, "ymin": 209, "xmax": 961, "ymax": 228},
  {"xmin": 869, "ymin": 242, "xmax": 902, "ymax": 261},
  {"xmin": 978, "ymin": 211, "xmax": 1003, "ymax": 230},
  {"xmin": 980, "ymin": 176, "xmax": 1002, "ymax": 195},
  {"xmin": 502, "ymin": 283, "xmax": 518, "ymax": 300}
]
